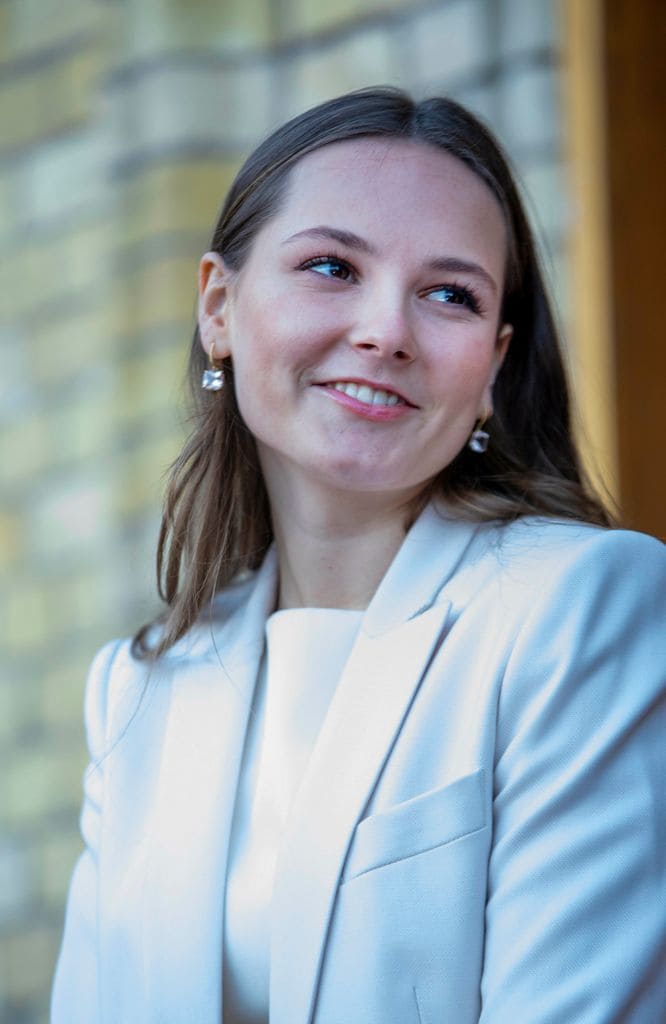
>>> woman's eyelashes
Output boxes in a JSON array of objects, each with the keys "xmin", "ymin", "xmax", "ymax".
[
  {"xmin": 424, "ymin": 284, "xmax": 483, "ymax": 314},
  {"xmin": 298, "ymin": 255, "xmax": 484, "ymax": 314},
  {"xmin": 299, "ymin": 254, "xmax": 355, "ymax": 280}
]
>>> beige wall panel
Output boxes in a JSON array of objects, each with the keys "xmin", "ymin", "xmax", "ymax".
[
  {"xmin": 0, "ymin": 48, "xmax": 100, "ymax": 152},
  {"xmin": 282, "ymin": 0, "xmax": 427, "ymax": 38},
  {"xmin": 3, "ymin": 220, "xmax": 111, "ymax": 319},
  {"xmin": 286, "ymin": 28, "xmax": 398, "ymax": 110},
  {"xmin": 112, "ymin": 0, "xmax": 273, "ymax": 59},
  {"xmin": 121, "ymin": 162, "xmax": 239, "ymax": 243},
  {"xmin": 1, "ymin": 0, "xmax": 99, "ymax": 60}
]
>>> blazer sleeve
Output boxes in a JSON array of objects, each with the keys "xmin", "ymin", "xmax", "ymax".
[
  {"xmin": 51, "ymin": 638, "xmax": 124, "ymax": 1024},
  {"xmin": 479, "ymin": 530, "xmax": 666, "ymax": 1023}
]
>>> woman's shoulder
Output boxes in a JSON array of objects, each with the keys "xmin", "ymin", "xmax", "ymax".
[
  {"xmin": 138, "ymin": 570, "xmax": 261, "ymax": 663},
  {"xmin": 437, "ymin": 512, "xmax": 666, "ymax": 630},
  {"xmin": 79, "ymin": 637, "xmax": 143, "ymax": 760},
  {"xmin": 471, "ymin": 517, "xmax": 666, "ymax": 646},
  {"xmin": 83, "ymin": 569, "xmax": 264, "ymax": 749},
  {"xmin": 487, "ymin": 515, "xmax": 664, "ymax": 578}
]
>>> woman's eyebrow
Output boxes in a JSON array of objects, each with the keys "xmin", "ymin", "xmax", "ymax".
[
  {"xmin": 282, "ymin": 226, "xmax": 376, "ymax": 254},
  {"xmin": 282, "ymin": 225, "xmax": 498, "ymax": 294},
  {"xmin": 426, "ymin": 257, "xmax": 498, "ymax": 295}
]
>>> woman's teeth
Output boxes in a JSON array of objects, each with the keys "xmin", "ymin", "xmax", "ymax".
[{"xmin": 331, "ymin": 382, "xmax": 402, "ymax": 407}]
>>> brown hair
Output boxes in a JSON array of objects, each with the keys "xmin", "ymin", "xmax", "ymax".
[{"xmin": 133, "ymin": 86, "xmax": 612, "ymax": 659}]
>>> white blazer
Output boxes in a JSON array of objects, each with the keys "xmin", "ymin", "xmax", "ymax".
[{"xmin": 52, "ymin": 505, "xmax": 666, "ymax": 1023}]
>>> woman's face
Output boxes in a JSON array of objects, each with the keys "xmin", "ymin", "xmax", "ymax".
[{"xmin": 199, "ymin": 138, "xmax": 512, "ymax": 509}]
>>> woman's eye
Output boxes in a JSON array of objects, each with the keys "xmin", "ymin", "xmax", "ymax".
[
  {"xmin": 426, "ymin": 285, "xmax": 480, "ymax": 313},
  {"xmin": 300, "ymin": 256, "xmax": 354, "ymax": 281}
]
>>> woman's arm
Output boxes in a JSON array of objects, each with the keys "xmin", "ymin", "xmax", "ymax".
[
  {"xmin": 480, "ymin": 530, "xmax": 666, "ymax": 1022},
  {"xmin": 51, "ymin": 639, "xmax": 123, "ymax": 1024}
]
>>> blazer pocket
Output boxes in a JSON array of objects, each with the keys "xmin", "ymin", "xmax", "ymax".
[{"xmin": 342, "ymin": 767, "xmax": 487, "ymax": 883}]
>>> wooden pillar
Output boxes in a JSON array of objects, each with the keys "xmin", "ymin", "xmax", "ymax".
[
  {"xmin": 562, "ymin": 0, "xmax": 618, "ymax": 510},
  {"xmin": 563, "ymin": 0, "xmax": 666, "ymax": 537},
  {"xmin": 602, "ymin": 0, "xmax": 666, "ymax": 537}
]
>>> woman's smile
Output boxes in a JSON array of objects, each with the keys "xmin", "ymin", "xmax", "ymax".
[
  {"xmin": 323, "ymin": 381, "xmax": 409, "ymax": 408},
  {"xmin": 314, "ymin": 377, "xmax": 416, "ymax": 422}
]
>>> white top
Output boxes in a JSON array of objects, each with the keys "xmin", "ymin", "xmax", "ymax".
[{"xmin": 222, "ymin": 607, "xmax": 363, "ymax": 1024}]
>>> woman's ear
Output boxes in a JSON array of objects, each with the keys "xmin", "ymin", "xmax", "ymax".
[
  {"xmin": 494, "ymin": 322, "xmax": 513, "ymax": 375},
  {"xmin": 198, "ymin": 251, "xmax": 233, "ymax": 359},
  {"xmin": 479, "ymin": 323, "xmax": 513, "ymax": 420}
]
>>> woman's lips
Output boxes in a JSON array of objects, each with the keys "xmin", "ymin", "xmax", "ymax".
[
  {"xmin": 316, "ymin": 378, "xmax": 416, "ymax": 408},
  {"xmin": 314, "ymin": 379, "xmax": 416, "ymax": 420}
]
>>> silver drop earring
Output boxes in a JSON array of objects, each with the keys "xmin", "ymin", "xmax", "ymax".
[
  {"xmin": 201, "ymin": 341, "xmax": 225, "ymax": 391},
  {"xmin": 468, "ymin": 418, "xmax": 490, "ymax": 453}
]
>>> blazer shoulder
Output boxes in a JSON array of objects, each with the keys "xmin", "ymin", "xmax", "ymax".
[
  {"xmin": 489, "ymin": 521, "xmax": 666, "ymax": 697},
  {"xmin": 123, "ymin": 569, "xmax": 262, "ymax": 665},
  {"xmin": 82, "ymin": 637, "xmax": 156, "ymax": 759},
  {"xmin": 453, "ymin": 518, "xmax": 666, "ymax": 647},
  {"xmin": 490, "ymin": 517, "xmax": 665, "ymax": 586}
]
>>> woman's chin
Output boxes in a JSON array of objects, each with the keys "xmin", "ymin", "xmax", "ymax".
[{"xmin": 297, "ymin": 462, "xmax": 432, "ymax": 508}]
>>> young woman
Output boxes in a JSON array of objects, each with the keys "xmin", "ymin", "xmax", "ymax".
[{"xmin": 52, "ymin": 88, "xmax": 665, "ymax": 1024}]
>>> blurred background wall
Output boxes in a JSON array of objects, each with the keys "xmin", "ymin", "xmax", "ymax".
[{"xmin": 0, "ymin": 0, "xmax": 663, "ymax": 1020}]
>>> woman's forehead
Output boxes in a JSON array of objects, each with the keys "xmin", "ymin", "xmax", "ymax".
[
  {"xmin": 263, "ymin": 137, "xmax": 508, "ymax": 268},
  {"xmin": 289, "ymin": 137, "xmax": 485, "ymax": 196}
]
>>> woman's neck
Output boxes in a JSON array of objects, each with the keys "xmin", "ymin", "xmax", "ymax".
[{"xmin": 269, "ymin": 486, "xmax": 420, "ymax": 611}]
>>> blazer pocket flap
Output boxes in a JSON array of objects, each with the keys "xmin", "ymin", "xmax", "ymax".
[{"xmin": 343, "ymin": 768, "xmax": 487, "ymax": 882}]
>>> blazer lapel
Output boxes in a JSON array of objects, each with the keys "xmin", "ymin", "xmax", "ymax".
[
  {"xmin": 270, "ymin": 507, "xmax": 482, "ymax": 1024},
  {"xmin": 141, "ymin": 550, "xmax": 278, "ymax": 1023}
]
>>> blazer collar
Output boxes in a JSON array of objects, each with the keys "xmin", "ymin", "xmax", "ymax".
[{"xmin": 362, "ymin": 500, "xmax": 484, "ymax": 635}]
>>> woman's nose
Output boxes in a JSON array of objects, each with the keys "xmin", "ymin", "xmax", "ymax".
[{"xmin": 348, "ymin": 293, "xmax": 416, "ymax": 362}]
